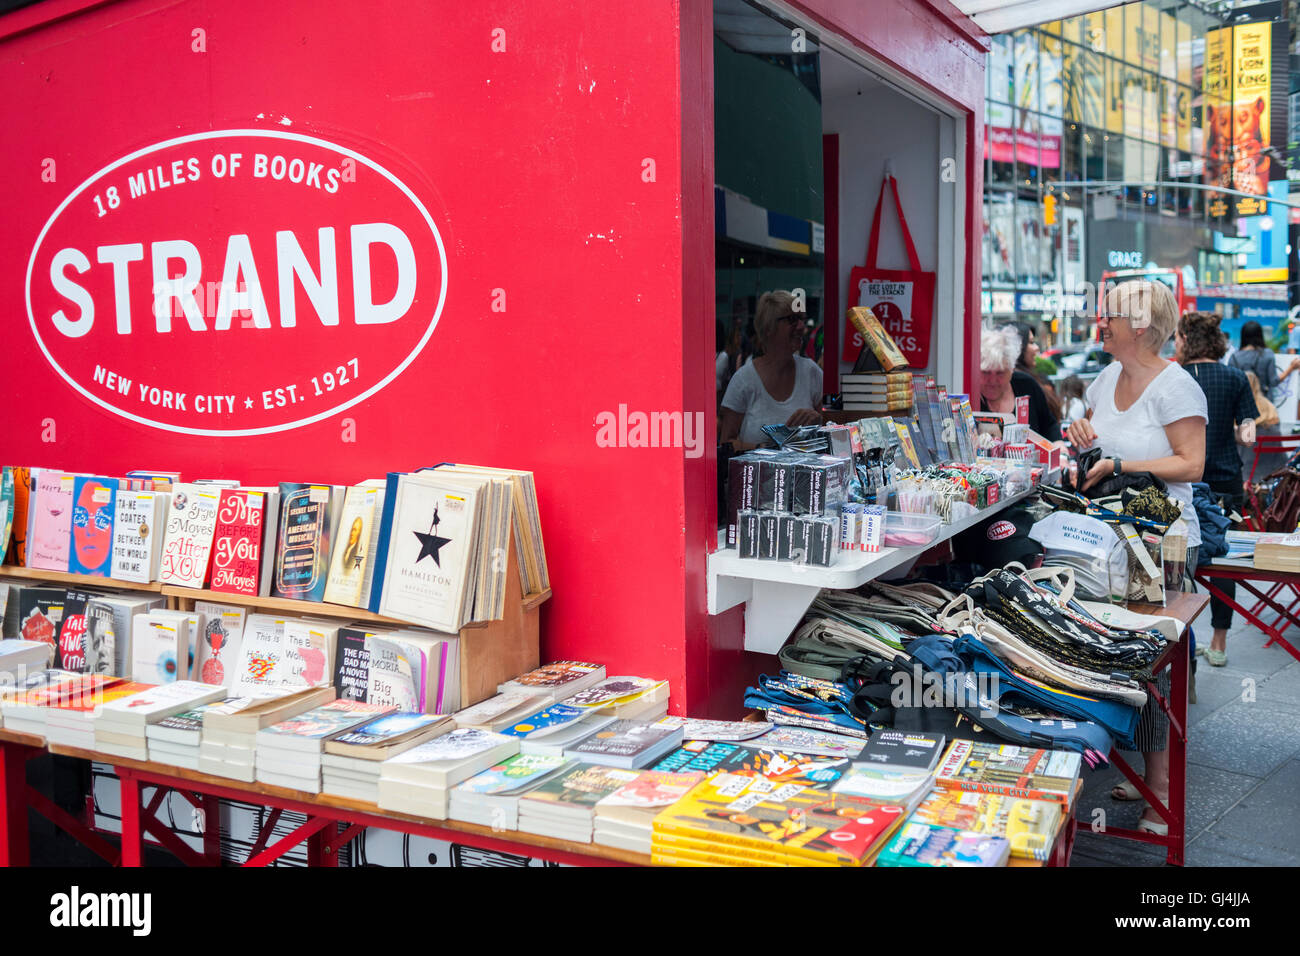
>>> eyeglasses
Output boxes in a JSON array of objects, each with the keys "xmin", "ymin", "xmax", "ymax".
[{"xmin": 777, "ymin": 314, "xmax": 802, "ymax": 325}]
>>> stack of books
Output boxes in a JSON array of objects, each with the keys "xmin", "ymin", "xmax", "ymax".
[
  {"xmin": 651, "ymin": 774, "xmax": 911, "ymax": 866},
  {"xmin": 376, "ymin": 727, "xmax": 519, "ymax": 820},
  {"xmin": 517, "ymin": 713, "xmax": 616, "ymax": 757},
  {"xmin": 902, "ymin": 786, "xmax": 1064, "ymax": 863},
  {"xmin": 876, "ymin": 820, "xmax": 1011, "ymax": 867},
  {"xmin": 1254, "ymin": 532, "xmax": 1300, "ymax": 573},
  {"xmin": 451, "ymin": 692, "xmax": 548, "ymax": 732},
  {"xmin": 592, "ymin": 769, "xmax": 704, "ymax": 854},
  {"xmin": 145, "ymin": 700, "xmax": 232, "ymax": 770},
  {"xmin": 562, "ymin": 718, "xmax": 684, "ymax": 769},
  {"xmin": 840, "ymin": 372, "xmax": 915, "ymax": 413},
  {"xmin": 934, "ymin": 740, "xmax": 1081, "ymax": 808},
  {"xmin": 447, "ymin": 753, "xmax": 571, "ymax": 829},
  {"xmin": 497, "ymin": 661, "xmax": 607, "ymax": 703},
  {"xmin": 562, "ymin": 676, "xmax": 669, "ymax": 721},
  {"xmin": 0, "ymin": 639, "xmax": 55, "ymax": 685},
  {"xmin": 1, "ymin": 673, "xmax": 115, "ymax": 738},
  {"xmin": 198, "ymin": 686, "xmax": 336, "ymax": 781},
  {"xmin": 46, "ymin": 681, "xmax": 155, "ymax": 748},
  {"xmin": 255, "ymin": 699, "xmax": 396, "ymax": 793},
  {"xmin": 517, "ymin": 763, "xmax": 638, "ymax": 843},
  {"xmin": 320, "ymin": 712, "xmax": 451, "ymax": 803},
  {"xmin": 94, "ymin": 681, "xmax": 229, "ymax": 761}
]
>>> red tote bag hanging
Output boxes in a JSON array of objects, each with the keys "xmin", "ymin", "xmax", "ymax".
[{"xmin": 844, "ymin": 174, "xmax": 936, "ymax": 369}]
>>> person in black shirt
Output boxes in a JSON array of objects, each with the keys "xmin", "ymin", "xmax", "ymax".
[
  {"xmin": 1177, "ymin": 311, "xmax": 1258, "ymax": 666},
  {"xmin": 1008, "ymin": 322, "xmax": 1061, "ymax": 440}
]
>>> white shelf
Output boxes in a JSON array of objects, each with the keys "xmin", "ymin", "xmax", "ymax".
[{"xmin": 707, "ymin": 483, "xmax": 1041, "ymax": 654}]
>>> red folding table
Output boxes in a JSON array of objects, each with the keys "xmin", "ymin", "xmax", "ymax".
[
  {"xmin": 1080, "ymin": 592, "xmax": 1207, "ymax": 866},
  {"xmin": 1194, "ymin": 560, "xmax": 1300, "ymax": 664}
]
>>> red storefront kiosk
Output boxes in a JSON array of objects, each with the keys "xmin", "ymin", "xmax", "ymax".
[{"xmin": 0, "ymin": 0, "xmax": 987, "ymax": 719}]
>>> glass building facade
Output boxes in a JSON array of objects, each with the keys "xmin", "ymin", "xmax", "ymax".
[{"xmin": 982, "ymin": 1, "xmax": 1253, "ymax": 343}]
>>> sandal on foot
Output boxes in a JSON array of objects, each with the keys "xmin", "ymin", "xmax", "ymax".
[
  {"xmin": 1137, "ymin": 814, "xmax": 1169, "ymax": 837},
  {"xmin": 1206, "ymin": 649, "xmax": 1228, "ymax": 667},
  {"xmin": 1111, "ymin": 780, "xmax": 1143, "ymax": 801}
]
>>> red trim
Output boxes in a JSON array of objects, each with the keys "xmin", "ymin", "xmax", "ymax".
[
  {"xmin": 918, "ymin": 0, "xmax": 991, "ymax": 50},
  {"xmin": 822, "ymin": 133, "xmax": 840, "ymax": 395},
  {"xmin": 0, "ymin": 0, "xmax": 118, "ymax": 41},
  {"xmin": 964, "ymin": 105, "xmax": 984, "ymax": 394},
  {"xmin": 116, "ymin": 767, "xmax": 637, "ymax": 867}
]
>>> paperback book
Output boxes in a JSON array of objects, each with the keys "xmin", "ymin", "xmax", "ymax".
[
  {"xmin": 272, "ymin": 483, "xmax": 335, "ymax": 602},
  {"xmin": 158, "ymin": 484, "xmax": 221, "ymax": 588},
  {"xmin": 67, "ymin": 476, "xmax": 116, "ymax": 577},
  {"xmin": 110, "ymin": 490, "xmax": 167, "ymax": 583},
  {"xmin": 208, "ymin": 489, "xmax": 266, "ymax": 596}
]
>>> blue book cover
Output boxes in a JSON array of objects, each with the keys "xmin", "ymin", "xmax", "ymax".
[
  {"xmin": 67, "ymin": 476, "xmax": 117, "ymax": 576},
  {"xmin": 877, "ymin": 821, "xmax": 1010, "ymax": 867},
  {"xmin": 499, "ymin": 703, "xmax": 585, "ymax": 738},
  {"xmin": 365, "ymin": 472, "xmax": 404, "ymax": 615},
  {"xmin": 330, "ymin": 711, "xmax": 440, "ymax": 746}
]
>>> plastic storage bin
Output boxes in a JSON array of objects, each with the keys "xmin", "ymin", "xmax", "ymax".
[{"xmin": 883, "ymin": 511, "xmax": 941, "ymax": 548}]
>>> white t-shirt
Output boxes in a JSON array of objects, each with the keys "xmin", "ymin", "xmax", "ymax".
[
  {"xmin": 716, "ymin": 351, "xmax": 729, "ymax": 393},
  {"xmin": 721, "ymin": 356, "xmax": 823, "ymax": 447},
  {"xmin": 1085, "ymin": 362, "xmax": 1208, "ymax": 547}
]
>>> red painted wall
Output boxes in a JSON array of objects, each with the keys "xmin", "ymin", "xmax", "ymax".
[
  {"xmin": 0, "ymin": 0, "xmax": 695, "ymax": 701},
  {"xmin": 1, "ymin": 0, "xmax": 986, "ymax": 717}
]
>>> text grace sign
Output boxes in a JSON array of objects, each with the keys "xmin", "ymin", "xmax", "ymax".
[{"xmin": 26, "ymin": 130, "xmax": 448, "ymax": 436}]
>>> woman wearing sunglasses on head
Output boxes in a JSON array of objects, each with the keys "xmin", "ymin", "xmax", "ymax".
[
  {"xmin": 719, "ymin": 290, "xmax": 824, "ymax": 453},
  {"xmin": 1064, "ymin": 280, "xmax": 1207, "ymax": 838}
]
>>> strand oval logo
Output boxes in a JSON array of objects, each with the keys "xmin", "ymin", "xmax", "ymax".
[{"xmin": 26, "ymin": 129, "xmax": 448, "ymax": 436}]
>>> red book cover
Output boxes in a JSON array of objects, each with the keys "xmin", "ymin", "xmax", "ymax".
[{"xmin": 208, "ymin": 489, "xmax": 266, "ymax": 596}]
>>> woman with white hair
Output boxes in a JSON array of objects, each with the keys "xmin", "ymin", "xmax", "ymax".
[
  {"xmin": 1066, "ymin": 279, "xmax": 1206, "ymax": 837},
  {"xmin": 978, "ymin": 325, "xmax": 1022, "ymax": 415},
  {"xmin": 979, "ymin": 325, "xmax": 1057, "ymax": 438},
  {"xmin": 719, "ymin": 291, "xmax": 823, "ymax": 450}
]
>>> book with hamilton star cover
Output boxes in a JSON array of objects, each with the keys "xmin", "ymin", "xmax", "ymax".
[{"xmin": 377, "ymin": 473, "xmax": 480, "ymax": 632}]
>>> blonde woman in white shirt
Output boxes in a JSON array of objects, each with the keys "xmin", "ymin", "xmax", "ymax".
[
  {"xmin": 1066, "ymin": 280, "xmax": 1207, "ymax": 837},
  {"xmin": 719, "ymin": 291, "xmax": 823, "ymax": 451}
]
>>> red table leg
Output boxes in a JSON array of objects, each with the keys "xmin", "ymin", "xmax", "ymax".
[
  {"xmin": 306, "ymin": 819, "xmax": 338, "ymax": 867},
  {"xmin": 1166, "ymin": 637, "xmax": 1188, "ymax": 866},
  {"xmin": 118, "ymin": 770, "xmax": 144, "ymax": 868},
  {"xmin": 0, "ymin": 743, "xmax": 33, "ymax": 867}
]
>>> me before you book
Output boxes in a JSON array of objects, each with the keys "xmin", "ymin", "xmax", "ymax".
[
  {"xmin": 111, "ymin": 490, "xmax": 167, "ymax": 583},
  {"xmin": 28, "ymin": 471, "xmax": 75, "ymax": 572},
  {"xmin": 273, "ymin": 484, "xmax": 334, "ymax": 602},
  {"xmin": 209, "ymin": 490, "xmax": 265, "ymax": 596},
  {"xmin": 67, "ymin": 477, "xmax": 116, "ymax": 577},
  {"xmin": 158, "ymin": 485, "xmax": 221, "ymax": 588},
  {"xmin": 377, "ymin": 473, "xmax": 480, "ymax": 632}
]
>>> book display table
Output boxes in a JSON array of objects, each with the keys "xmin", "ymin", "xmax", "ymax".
[
  {"xmin": 0, "ymin": 737, "xmax": 1082, "ymax": 868},
  {"xmin": 1194, "ymin": 562, "xmax": 1300, "ymax": 664}
]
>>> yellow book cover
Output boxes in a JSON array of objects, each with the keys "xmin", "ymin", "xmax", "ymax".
[
  {"xmin": 909, "ymin": 786, "xmax": 1062, "ymax": 861},
  {"xmin": 651, "ymin": 772, "xmax": 906, "ymax": 866},
  {"xmin": 847, "ymin": 307, "xmax": 908, "ymax": 371},
  {"xmin": 653, "ymin": 829, "xmax": 836, "ymax": 867}
]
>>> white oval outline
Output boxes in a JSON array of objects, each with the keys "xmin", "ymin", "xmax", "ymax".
[{"xmin": 25, "ymin": 128, "xmax": 449, "ymax": 437}]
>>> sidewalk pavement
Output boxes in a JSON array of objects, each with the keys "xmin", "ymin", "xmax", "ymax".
[{"xmin": 1071, "ymin": 616, "xmax": 1300, "ymax": 867}]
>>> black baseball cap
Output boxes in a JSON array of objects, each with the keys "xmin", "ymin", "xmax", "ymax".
[{"xmin": 954, "ymin": 505, "xmax": 1043, "ymax": 571}]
